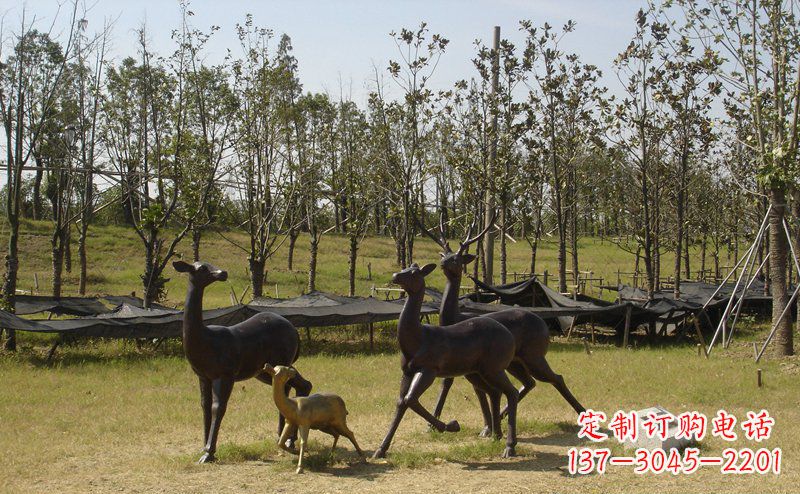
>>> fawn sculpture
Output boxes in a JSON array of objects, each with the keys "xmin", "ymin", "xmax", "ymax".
[
  {"xmin": 263, "ymin": 364, "xmax": 365, "ymax": 473},
  {"xmin": 174, "ymin": 260, "xmax": 313, "ymax": 463},
  {"xmin": 373, "ymin": 263, "xmax": 520, "ymax": 458},
  {"xmin": 417, "ymin": 218, "xmax": 586, "ymax": 435}
]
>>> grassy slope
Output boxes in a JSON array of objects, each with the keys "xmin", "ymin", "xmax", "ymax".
[{"xmin": 6, "ymin": 219, "xmax": 713, "ymax": 308}]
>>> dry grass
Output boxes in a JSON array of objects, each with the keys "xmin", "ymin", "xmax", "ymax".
[{"xmin": 1, "ymin": 324, "xmax": 798, "ymax": 493}]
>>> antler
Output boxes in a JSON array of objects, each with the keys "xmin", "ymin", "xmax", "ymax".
[
  {"xmin": 458, "ymin": 211, "xmax": 496, "ymax": 255},
  {"xmin": 415, "ymin": 211, "xmax": 453, "ymax": 254}
]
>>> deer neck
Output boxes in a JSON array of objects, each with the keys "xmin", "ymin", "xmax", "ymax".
[
  {"xmin": 440, "ymin": 270, "xmax": 462, "ymax": 326},
  {"xmin": 398, "ymin": 288, "xmax": 424, "ymax": 354},
  {"xmin": 271, "ymin": 377, "xmax": 299, "ymax": 420},
  {"xmin": 182, "ymin": 282, "xmax": 207, "ymax": 344}
]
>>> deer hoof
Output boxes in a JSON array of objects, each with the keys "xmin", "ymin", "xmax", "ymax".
[
  {"xmin": 296, "ymin": 466, "xmax": 304, "ymax": 474},
  {"xmin": 372, "ymin": 449, "xmax": 387, "ymax": 459},
  {"xmin": 197, "ymin": 452, "xmax": 216, "ymax": 464},
  {"xmin": 501, "ymin": 446, "xmax": 517, "ymax": 458},
  {"xmin": 444, "ymin": 420, "xmax": 460, "ymax": 432},
  {"xmin": 478, "ymin": 426, "xmax": 492, "ymax": 438}
]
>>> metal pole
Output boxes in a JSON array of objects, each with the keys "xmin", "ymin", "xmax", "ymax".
[
  {"xmin": 483, "ymin": 26, "xmax": 500, "ymax": 284},
  {"xmin": 707, "ymin": 208, "xmax": 770, "ymax": 354},
  {"xmin": 726, "ymin": 253, "xmax": 770, "ymax": 347},
  {"xmin": 755, "ymin": 281, "xmax": 800, "ymax": 362}
]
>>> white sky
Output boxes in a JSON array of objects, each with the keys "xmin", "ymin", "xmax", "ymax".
[{"xmin": 4, "ymin": 0, "xmax": 645, "ymax": 105}]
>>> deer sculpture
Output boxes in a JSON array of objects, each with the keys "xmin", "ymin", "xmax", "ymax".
[
  {"xmin": 263, "ymin": 364, "xmax": 365, "ymax": 473},
  {"xmin": 174, "ymin": 260, "xmax": 313, "ymax": 464},
  {"xmin": 373, "ymin": 262, "xmax": 520, "ymax": 459},
  {"xmin": 417, "ymin": 217, "xmax": 586, "ymax": 436}
]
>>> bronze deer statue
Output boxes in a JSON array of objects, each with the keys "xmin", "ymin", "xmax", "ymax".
[
  {"xmin": 373, "ymin": 263, "xmax": 520, "ymax": 459},
  {"xmin": 174, "ymin": 260, "xmax": 313, "ymax": 463},
  {"xmin": 418, "ymin": 216, "xmax": 585, "ymax": 436}
]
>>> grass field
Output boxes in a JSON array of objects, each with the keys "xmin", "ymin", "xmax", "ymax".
[
  {"xmin": 0, "ymin": 221, "xmax": 797, "ymax": 493},
  {"xmin": 3, "ymin": 219, "xmax": 715, "ymax": 307}
]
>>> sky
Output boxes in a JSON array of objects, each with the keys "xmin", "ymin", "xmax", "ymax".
[{"xmin": 3, "ymin": 0, "xmax": 645, "ymax": 105}]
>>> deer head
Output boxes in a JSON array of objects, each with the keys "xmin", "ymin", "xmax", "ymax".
[
  {"xmin": 173, "ymin": 260, "xmax": 229, "ymax": 288},
  {"xmin": 391, "ymin": 263, "xmax": 437, "ymax": 294},
  {"xmin": 263, "ymin": 364, "xmax": 297, "ymax": 383},
  {"xmin": 417, "ymin": 212, "xmax": 495, "ymax": 280}
]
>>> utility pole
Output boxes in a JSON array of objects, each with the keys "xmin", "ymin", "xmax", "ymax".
[{"xmin": 483, "ymin": 25, "xmax": 500, "ymax": 284}]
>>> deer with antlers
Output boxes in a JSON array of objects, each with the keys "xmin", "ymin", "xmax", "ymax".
[
  {"xmin": 418, "ymin": 214, "xmax": 585, "ymax": 437},
  {"xmin": 373, "ymin": 262, "xmax": 520, "ymax": 459}
]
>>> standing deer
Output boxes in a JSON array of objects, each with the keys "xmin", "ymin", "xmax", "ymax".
[
  {"xmin": 263, "ymin": 364, "xmax": 365, "ymax": 473},
  {"xmin": 174, "ymin": 260, "xmax": 313, "ymax": 463},
  {"xmin": 373, "ymin": 263, "xmax": 520, "ymax": 459},
  {"xmin": 417, "ymin": 217, "xmax": 585, "ymax": 436}
]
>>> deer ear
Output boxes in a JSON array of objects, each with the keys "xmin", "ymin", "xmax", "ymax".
[
  {"xmin": 263, "ymin": 364, "xmax": 276, "ymax": 376},
  {"xmin": 173, "ymin": 260, "xmax": 194, "ymax": 273},
  {"xmin": 420, "ymin": 263, "xmax": 437, "ymax": 276},
  {"xmin": 462, "ymin": 253, "xmax": 476, "ymax": 265}
]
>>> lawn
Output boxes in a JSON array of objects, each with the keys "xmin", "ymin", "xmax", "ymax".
[{"xmin": 0, "ymin": 221, "xmax": 795, "ymax": 493}]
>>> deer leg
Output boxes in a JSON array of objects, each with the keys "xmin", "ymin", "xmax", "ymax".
[
  {"xmin": 463, "ymin": 373, "xmax": 494, "ymax": 438},
  {"xmin": 500, "ymin": 361, "xmax": 536, "ymax": 420},
  {"xmin": 278, "ymin": 423, "xmax": 299, "ymax": 454},
  {"xmin": 488, "ymin": 388, "xmax": 503, "ymax": 440},
  {"xmin": 373, "ymin": 373, "xmax": 413, "ymax": 458},
  {"xmin": 286, "ymin": 372, "xmax": 313, "ymax": 448},
  {"xmin": 529, "ymin": 357, "xmax": 585, "ymax": 414},
  {"xmin": 296, "ymin": 424, "xmax": 310, "ymax": 474},
  {"xmin": 199, "ymin": 378, "xmax": 234, "ymax": 463},
  {"xmin": 431, "ymin": 377, "xmax": 454, "ymax": 420},
  {"xmin": 481, "ymin": 371, "xmax": 519, "ymax": 458},
  {"xmin": 403, "ymin": 370, "xmax": 460, "ymax": 433},
  {"xmin": 340, "ymin": 425, "xmax": 366, "ymax": 460},
  {"xmin": 198, "ymin": 376, "xmax": 212, "ymax": 450},
  {"xmin": 255, "ymin": 372, "xmax": 287, "ymax": 441}
]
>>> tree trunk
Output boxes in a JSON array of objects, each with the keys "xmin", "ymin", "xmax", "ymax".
[
  {"xmin": 191, "ymin": 227, "xmax": 202, "ymax": 262},
  {"xmin": 308, "ymin": 236, "xmax": 319, "ymax": 293},
  {"xmin": 78, "ymin": 222, "xmax": 89, "ymax": 295},
  {"xmin": 249, "ymin": 258, "xmax": 265, "ymax": 298},
  {"xmin": 287, "ymin": 229, "xmax": 299, "ymax": 271},
  {"xmin": 2, "ymin": 226, "xmax": 20, "ymax": 351},
  {"xmin": 64, "ymin": 226, "xmax": 72, "ymax": 273},
  {"xmin": 51, "ymin": 236, "xmax": 64, "ymax": 298},
  {"xmin": 770, "ymin": 188, "xmax": 792, "ymax": 356},
  {"xmin": 348, "ymin": 234, "xmax": 358, "ymax": 297}
]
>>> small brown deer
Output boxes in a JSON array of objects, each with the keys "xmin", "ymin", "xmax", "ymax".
[
  {"xmin": 373, "ymin": 263, "xmax": 520, "ymax": 459},
  {"xmin": 264, "ymin": 364, "xmax": 365, "ymax": 473},
  {"xmin": 417, "ymin": 217, "xmax": 585, "ymax": 436},
  {"xmin": 174, "ymin": 260, "xmax": 313, "ymax": 463}
]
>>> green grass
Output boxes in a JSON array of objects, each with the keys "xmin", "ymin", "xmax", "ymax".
[{"xmin": 2, "ymin": 218, "xmax": 726, "ymax": 310}]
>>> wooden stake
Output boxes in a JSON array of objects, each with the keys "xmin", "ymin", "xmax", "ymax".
[
  {"xmin": 753, "ymin": 342, "xmax": 758, "ymax": 360},
  {"xmin": 622, "ymin": 304, "xmax": 632, "ymax": 348},
  {"xmin": 369, "ymin": 322, "xmax": 374, "ymax": 351},
  {"xmin": 582, "ymin": 338, "xmax": 591, "ymax": 355},
  {"xmin": 757, "ymin": 368, "xmax": 762, "ymax": 388}
]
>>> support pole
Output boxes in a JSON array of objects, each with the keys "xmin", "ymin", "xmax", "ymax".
[
  {"xmin": 369, "ymin": 322, "xmax": 374, "ymax": 351},
  {"xmin": 725, "ymin": 253, "xmax": 770, "ymax": 347},
  {"xmin": 482, "ymin": 25, "xmax": 500, "ymax": 284},
  {"xmin": 623, "ymin": 304, "xmax": 632, "ymax": 348},
  {"xmin": 707, "ymin": 208, "xmax": 770, "ymax": 354},
  {"xmin": 755, "ymin": 281, "xmax": 800, "ymax": 362}
]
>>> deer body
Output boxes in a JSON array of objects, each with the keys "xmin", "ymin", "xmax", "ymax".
[
  {"xmin": 265, "ymin": 364, "xmax": 364, "ymax": 473},
  {"xmin": 175, "ymin": 260, "xmax": 313, "ymax": 464},
  {"xmin": 431, "ymin": 256, "xmax": 585, "ymax": 434},
  {"xmin": 373, "ymin": 263, "xmax": 520, "ymax": 459},
  {"xmin": 416, "ymin": 215, "xmax": 585, "ymax": 435}
]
